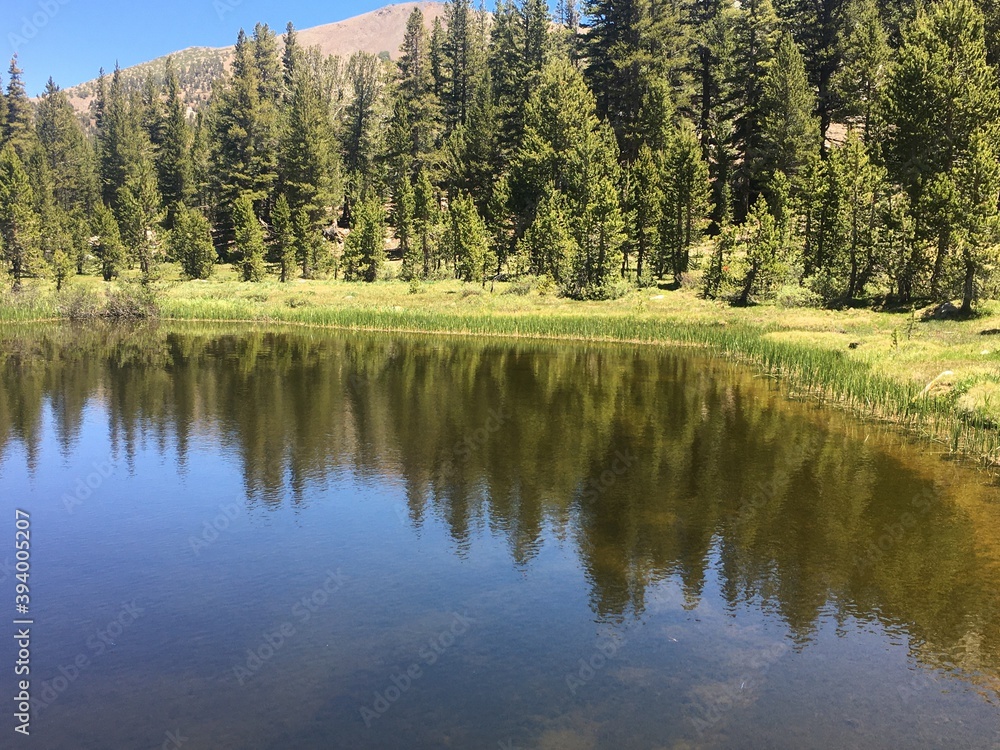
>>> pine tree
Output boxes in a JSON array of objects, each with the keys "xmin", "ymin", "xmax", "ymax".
[
  {"xmin": 283, "ymin": 22, "xmax": 302, "ymax": 100},
  {"xmin": 735, "ymin": 194, "xmax": 784, "ymax": 304},
  {"xmin": 399, "ymin": 8, "xmax": 442, "ymax": 163},
  {"xmin": 446, "ymin": 68, "xmax": 499, "ymax": 204},
  {"xmin": 568, "ymin": 122, "xmax": 627, "ymax": 298},
  {"xmin": 832, "ymin": 0, "xmax": 890, "ymax": 143},
  {"xmin": 430, "ymin": 17, "xmax": 447, "ymax": 99},
  {"xmin": 272, "ymin": 194, "xmax": 297, "ymax": 282},
  {"xmin": 343, "ymin": 52, "xmax": 388, "ymax": 198},
  {"xmin": 414, "ymin": 166, "xmax": 439, "ymax": 277},
  {"xmin": 443, "ymin": 0, "xmax": 478, "ymax": 129},
  {"xmin": 582, "ymin": 0, "xmax": 692, "ymax": 159},
  {"xmin": 756, "ymin": 34, "xmax": 820, "ymax": 197},
  {"xmin": 395, "ymin": 173, "xmax": 420, "ymax": 280},
  {"xmin": 512, "ymin": 58, "xmax": 599, "ymax": 225},
  {"xmin": 170, "ymin": 205, "xmax": 216, "ymax": 279},
  {"xmin": 4, "ymin": 56, "xmax": 36, "ymax": 162},
  {"xmin": 117, "ymin": 155, "xmax": 162, "ymax": 277},
  {"xmin": 282, "ymin": 63, "xmax": 339, "ymax": 225},
  {"xmin": 253, "ymin": 23, "xmax": 284, "ymax": 107},
  {"xmin": 233, "ymin": 193, "xmax": 266, "ymax": 281},
  {"xmin": 955, "ymin": 129, "xmax": 1000, "ymax": 313},
  {"xmin": 627, "ymin": 145, "xmax": 663, "ymax": 282},
  {"xmin": 490, "ymin": 0, "xmax": 551, "ymax": 157},
  {"xmin": 92, "ymin": 203, "xmax": 125, "ymax": 281},
  {"xmin": 210, "ymin": 29, "xmax": 281, "ymax": 246},
  {"xmin": 806, "ymin": 132, "xmax": 887, "ymax": 301},
  {"xmin": 342, "ymin": 197, "xmax": 387, "ymax": 281},
  {"xmin": 51, "ymin": 244, "xmax": 74, "ymax": 291},
  {"xmin": 886, "ymin": 0, "xmax": 1000, "ymax": 300},
  {"xmin": 662, "ymin": 122, "xmax": 711, "ymax": 279},
  {"xmin": 446, "ymin": 191, "xmax": 494, "ymax": 282},
  {"xmin": 0, "ymin": 144, "xmax": 42, "ymax": 289},
  {"xmin": 35, "ymin": 78, "xmax": 99, "ymax": 215},
  {"xmin": 728, "ymin": 0, "xmax": 780, "ymax": 219},
  {"xmin": 0, "ymin": 67, "xmax": 7, "ymax": 134},
  {"xmin": 777, "ymin": 0, "xmax": 848, "ymax": 143},
  {"xmin": 517, "ymin": 188, "xmax": 578, "ymax": 280},
  {"xmin": 158, "ymin": 57, "xmax": 194, "ymax": 227},
  {"xmin": 98, "ymin": 65, "xmax": 162, "ymax": 235}
]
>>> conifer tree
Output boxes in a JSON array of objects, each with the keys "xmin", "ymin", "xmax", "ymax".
[
  {"xmin": 568, "ymin": 122, "xmax": 627, "ymax": 298},
  {"xmin": 756, "ymin": 34, "xmax": 820, "ymax": 197},
  {"xmin": 36, "ymin": 78, "xmax": 99, "ymax": 215},
  {"xmin": 955, "ymin": 129, "xmax": 1000, "ymax": 313},
  {"xmin": 399, "ymin": 8, "xmax": 442, "ymax": 163},
  {"xmin": 443, "ymin": 0, "xmax": 478, "ymax": 129},
  {"xmin": 117, "ymin": 156, "xmax": 162, "ymax": 277},
  {"xmin": 886, "ymin": 0, "xmax": 1000, "ymax": 300},
  {"xmin": 395, "ymin": 174, "xmax": 420, "ymax": 280},
  {"xmin": 283, "ymin": 22, "xmax": 302, "ymax": 100},
  {"xmin": 446, "ymin": 191, "xmax": 494, "ymax": 283},
  {"xmin": 662, "ymin": 122, "xmax": 711, "ymax": 280},
  {"xmin": 158, "ymin": 57, "xmax": 194, "ymax": 227},
  {"xmin": 778, "ymin": 0, "xmax": 848, "ymax": 142},
  {"xmin": 272, "ymin": 194, "xmax": 297, "ymax": 282},
  {"xmin": 516, "ymin": 188, "xmax": 578, "ymax": 280},
  {"xmin": 92, "ymin": 203, "xmax": 125, "ymax": 281},
  {"xmin": 343, "ymin": 52, "xmax": 388, "ymax": 197},
  {"xmin": 490, "ymin": 0, "xmax": 551, "ymax": 157},
  {"xmin": 735, "ymin": 194, "xmax": 784, "ymax": 304},
  {"xmin": 414, "ymin": 166, "xmax": 438, "ymax": 277},
  {"xmin": 170, "ymin": 205, "xmax": 216, "ymax": 279},
  {"xmin": 210, "ymin": 29, "xmax": 280, "ymax": 245},
  {"xmin": 342, "ymin": 197, "xmax": 386, "ymax": 281},
  {"xmin": 51, "ymin": 244, "xmax": 74, "ymax": 292},
  {"xmin": 0, "ymin": 144, "xmax": 42, "ymax": 289},
  {"xmin": 627, "ymin": 145, "xmax": 663, "ymax": 282},
  {"xmin": 582, "ymin": 0, "xmax": 692, "ymax": 159},
  {"xmin": 282, "ymin": 64, "xmax": 339, "ymax": 225},
  {"xmin": 446, "ymin": 68, "xmax": 499, "ymax": 205},
  {"xmin": 729, "ymin": 0, "xmax": 780, "ymax": 219},
  {"xmin": 832, "ymin": 0, "xmax": 890, "ymax": 143},
  {"xmin": 4, "ymin": 56, "xmax": 36, "ymax": 162},
  {"xmin": 234, "ymin": 193, "xmax": 266, "ymax": 281},
  {"xmin": 431, "ymin": 17, "xmax": 447, "ymax": 99}
]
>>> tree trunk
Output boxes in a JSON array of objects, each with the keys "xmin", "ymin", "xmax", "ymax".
[{"xmin": 961, "ymin": 255, "xmax": 976, "ymax": 315}]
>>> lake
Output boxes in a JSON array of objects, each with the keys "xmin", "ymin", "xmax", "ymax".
[{"xmin": 1, "ymin": 324, "xmax": 999, "ymax": 749}]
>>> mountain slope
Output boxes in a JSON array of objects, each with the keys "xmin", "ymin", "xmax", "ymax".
[{"xmin": 62, "ymin": 3, "xmax": 446, "ymax": 118}]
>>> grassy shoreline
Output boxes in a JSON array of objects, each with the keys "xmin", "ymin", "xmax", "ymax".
[{"xmin": 4, "ymin": 264, "xmax": 1000, "ymax": 465}]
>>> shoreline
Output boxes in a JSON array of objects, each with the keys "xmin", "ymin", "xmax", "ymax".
[{"xmin": 3, "ymin": 272, "xmax": 1000, "ymax": 466}]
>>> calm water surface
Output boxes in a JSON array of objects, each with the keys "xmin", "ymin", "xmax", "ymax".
[{"xmin": 1, "ymin": 324, "xmax": 999, "ymax": 749}]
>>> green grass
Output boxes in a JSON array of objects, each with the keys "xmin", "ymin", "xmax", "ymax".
[{"xmin": 5, "ymin": 263, "xmax": 1000, "ymax": 464}]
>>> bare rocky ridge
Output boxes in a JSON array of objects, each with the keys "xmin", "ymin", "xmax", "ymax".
[{"xmin": 60, "ymin": 2, "xmax": 446, "ymax": 119}]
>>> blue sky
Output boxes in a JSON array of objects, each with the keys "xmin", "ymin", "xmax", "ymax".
[{"xmin": 6, "ymin": 0, "xmax": 401, "ymax": 95}]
